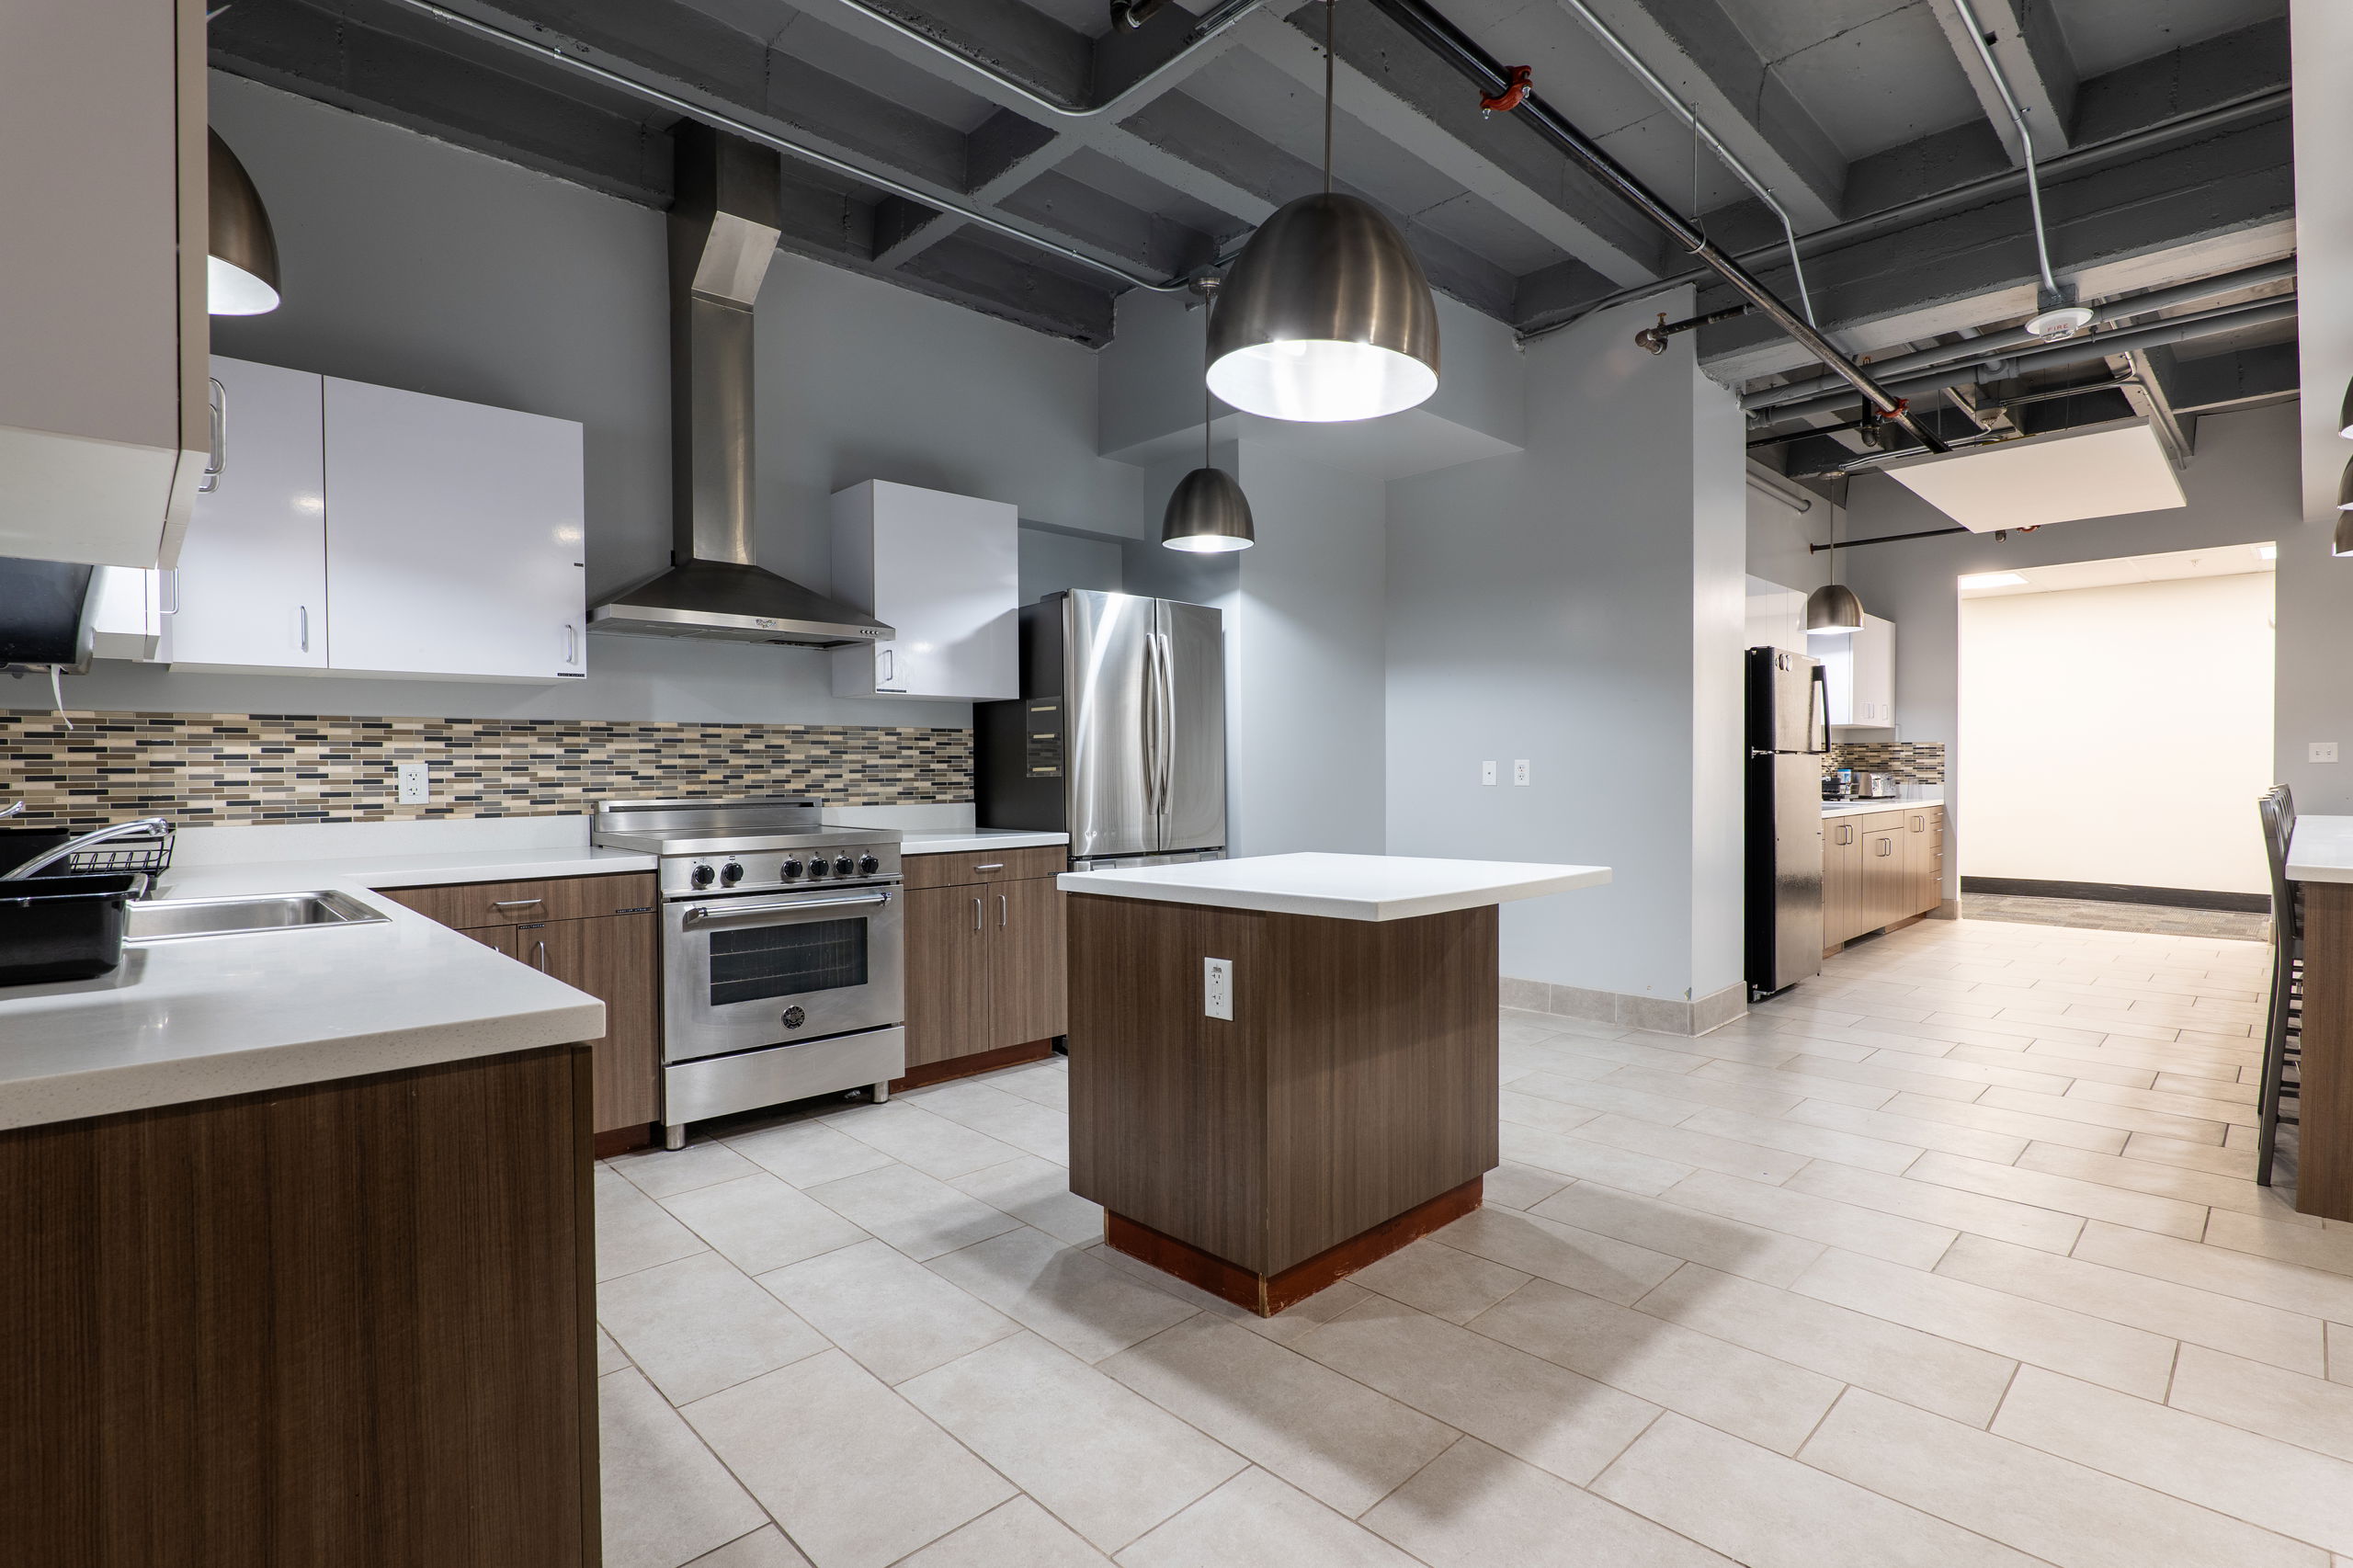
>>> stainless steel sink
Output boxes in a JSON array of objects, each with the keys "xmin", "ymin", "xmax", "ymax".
[{"xmin": 125, "ymin": 889, "xmax": 390, "ymax": 942}]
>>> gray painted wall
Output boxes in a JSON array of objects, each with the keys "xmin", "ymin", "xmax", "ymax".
[
  {"xmin": 1226, "ymin": 444, "xmax": 1388, "ymax": 856},
  {"xmin": 63, "ymin": 73, "xmax": 1158, "ymax": 727},
  {"xmin": 1385, "ymin": 292, "xmax": 1745, "ymax": 1006},
  {"xmin": 1836, "ymin": 402, "xmax": 2309, "ymax": 901}
]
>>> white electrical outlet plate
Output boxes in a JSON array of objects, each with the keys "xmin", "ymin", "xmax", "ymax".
[
  {"xmin": 2313, "ymin": 743, "xmax": 2340, "ymax": 765},
  {"xmin": 1513, "ymin": 759, "xmax": 1531, "ymax": 786},
  {"xmin": 397, "ymin": 762, "xmax": 430, "ymax": 803},
  {"xmin": 1480, "ymin": 760, "xmax": 1497, "ymax": 786},
  {"xmin": 1203, "ymin": 957, "xmax": 1233, "ymax": 1020}
]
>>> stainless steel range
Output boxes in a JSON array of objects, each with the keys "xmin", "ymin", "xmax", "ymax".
[{"xmin": 593, "ymin": 798, "xmax": 904, "ymax": 1149}]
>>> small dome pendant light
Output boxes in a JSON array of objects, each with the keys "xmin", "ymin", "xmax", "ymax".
[
  {"xmin": 208, "ymin": 130, "xmax": 280, "ymax": 315},
  {"xmin": 1205, "ymin": 0, "xmax": 1438, "ymax": 422},
  {"xmin": 1806, "ymin": 511, "xmax": 1862, "ymax": 634},
  {"xmin": 1164, "ymin": 280, "xmax": 1256, "ymax": 552},
  {"xmin": 2334, "ymin": 456, "xmax": 2353, "ymax": 559}
]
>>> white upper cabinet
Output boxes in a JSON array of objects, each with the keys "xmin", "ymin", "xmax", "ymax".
[
  {"xmin": 169, "ymin": 358, "xmax": 328, "ymax": 671},
  {"xmin": 830, "ymin": 480, "xmax": 1017, "ymax": 701},
  {"xmin": 1818, "ymin": 612, "xmax": 1897, "ymax": 727},
  {"xmin": 323, "ymin": 378, "xmax": 585, "ymax": 680},
  {"xmin": 0, "ymin": 0, "xmax": 208, "ymax": 569}
]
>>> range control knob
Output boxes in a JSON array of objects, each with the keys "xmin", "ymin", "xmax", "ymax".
[
  {"xmin": 780, "ymin": 858, "xmax": 804, "ymax": 881},
  {"xmin": 806, "ymin": 858, "xmax": 828, "ymax": 880},
  {"xmin": 857, "ymin": 853, "xmax": 881, "ymax": 876},
  {"xmin": 834, "ymin": 854, "xmax": 857, "ymax": 877},
  {"xmin": 720, "ymin": 861, "xmax": 745, "ymax": 886},
  {"xmin": 689, "ymin": 862, "xmax": 716, "ymax": 889}
]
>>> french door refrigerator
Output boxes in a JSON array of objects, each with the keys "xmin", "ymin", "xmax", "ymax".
[
  {"xmin": 977, "ymin": 590, "xmax": 1226, "ymax": 868},
  {"xmin": 1745, "ymin": 645, "xmax": 1830, "ymax": 998}
]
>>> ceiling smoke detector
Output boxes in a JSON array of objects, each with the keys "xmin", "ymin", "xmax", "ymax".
[{"xmin": 2026, "ymin": 304, "xmax": 2095, "ymax": 340}]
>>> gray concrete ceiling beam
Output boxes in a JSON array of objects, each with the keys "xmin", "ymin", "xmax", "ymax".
[
  {"xmin": 1929, "ymin": 0, "xmax": 2076, "ymax": 162},
  {"xmin": 1572, "ymin": 0, "xmax": 1844, "ymax": 229}
]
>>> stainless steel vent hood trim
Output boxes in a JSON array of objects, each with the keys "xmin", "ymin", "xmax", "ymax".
[{"xmin": 591, "ymin": 123, "xmax": 892, "ymax": 648}]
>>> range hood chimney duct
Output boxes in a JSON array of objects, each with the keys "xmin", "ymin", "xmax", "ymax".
[{"xmin": 589, "ymin": 123, "xmax": 892, "ymax": 647}]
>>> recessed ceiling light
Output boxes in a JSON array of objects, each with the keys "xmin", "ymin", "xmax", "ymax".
[
  {"xmin": 2256, "ymin": 544, "xmax": 2278, "ymax": 561},
  {"xmin": 1959, "ymin": 572, "xmax": 2028, "ymax": 589}
]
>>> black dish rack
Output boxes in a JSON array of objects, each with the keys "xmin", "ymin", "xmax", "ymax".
[{"xmin": 0, "ymin": 824, "xmax": 176, "ymax": 879}]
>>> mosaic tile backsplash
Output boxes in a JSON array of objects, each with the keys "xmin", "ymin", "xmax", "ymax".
[
  {"xmin": 0, "ymin": 711, "xmax": 972, "ymax": 831},
  {"xmin": 1828, "ymin": 740, "xmax": 1945, "ymax": 784}
]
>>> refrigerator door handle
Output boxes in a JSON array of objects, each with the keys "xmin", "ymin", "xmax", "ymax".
[
  {"xmin": 1154, "ymin": 631, "xmax": 1176, "ymax": 823},
  {"xmin": 1809, "ymin": 667, "xmax": 1831, "ymax": 755}
]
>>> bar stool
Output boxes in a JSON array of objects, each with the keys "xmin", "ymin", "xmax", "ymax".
[{"xmin": 2257, "ymin": 786, "xmax": 2302, "ymax": 1187}]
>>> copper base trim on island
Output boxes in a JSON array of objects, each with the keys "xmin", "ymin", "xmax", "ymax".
[
  {"xmin": 1107, "ymin": 1176, "xmax": 1484, "ymax": 1317},
  {"xmin": 892, "ymin": 1038, "xmax": 1056, "ymax": 1094}
]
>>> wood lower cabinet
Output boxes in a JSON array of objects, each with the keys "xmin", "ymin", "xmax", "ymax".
[
  {"xmin": 381, "ymin": 873, "xmax": 659, "ymax": 1142},
  {"xmin": 1825, "ymin": 807, "xmax": 1943, "ymax": 949},
  {"xmin": 903, "ymin": 853, "xmax": 1067, "ymax": 1085},
  {"xmin": 0, "ymin": 1046, "xmax": 598, "ymax": 1566}
]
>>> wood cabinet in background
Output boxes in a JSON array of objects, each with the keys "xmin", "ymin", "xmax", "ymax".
[
  {"xmin": 1824, "ymin": 806, "xmax": 1942, "ymax": 950},
  {"xmin": 902, "ymin": 850, "xmax": 1067, "ymax": 1086},
  {"xmin": 385, "ymin": 871, "xmax": 659, "ymax": 1143}
]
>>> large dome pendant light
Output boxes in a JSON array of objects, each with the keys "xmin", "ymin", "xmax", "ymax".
[
  {"xmin": 1806, "ymin": 511, "xmax": 1862, "ymax": 634},
  {"xmin": 1205, "ymin": 0, "xmax": 1438, "ymax": 422},
  {"xmin": 208, "ymin": 130, "xmax": 280, "ymax": 315},
  {"xmin": 1163, "ymin": 281, "xmax": 1256, "ymax": 552},
  {"xmin": 2333, "ymin": 456, "xmax": 2353, "ymax": 559}
]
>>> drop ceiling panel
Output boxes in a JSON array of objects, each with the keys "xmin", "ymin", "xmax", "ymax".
[{"xmin": 1879, "ymin": 419, "xmax": 2188, "ymax": 532}]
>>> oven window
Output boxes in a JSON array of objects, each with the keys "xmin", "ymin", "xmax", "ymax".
[{"xmin": 709, "ymin": 917, "xmax": 870, "ymax": 1007}]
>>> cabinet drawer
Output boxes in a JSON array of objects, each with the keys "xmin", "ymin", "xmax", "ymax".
[
  {"xmin": 377, "ymin": 871, "xmax": 658, "ymax": 928},
  {"xmin": 902, "ymin": 845, "xmax": 1066, "ymax": 889},
  {"xmin": 1857, "ymin": 811, "xmax": 1906, "ymax": 832}
]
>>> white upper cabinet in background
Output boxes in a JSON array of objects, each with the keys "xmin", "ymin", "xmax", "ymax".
[
  {"xmin": 830, "ymin": 480, "xmax": 1018, "ymax": 701},
  {"xmin": 170, "ymin": 358, "xmax": 329, "ymax": 671},
  {"xmin": 0, "ymin": 0, "xmax": 208, "ymax": 570},
  {"xmin": 323, "ymin": 378, "xmax": 585, "ymax": 680},
  {"xmin": 1817, "ymin": 612, "xmax": 1897, "ymax": 727}
]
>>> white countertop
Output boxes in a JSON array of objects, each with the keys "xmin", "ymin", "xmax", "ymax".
[
  {"xmin": 2289, "ymin": 814, "xmax": 2353, "ymax": 883},
  {"xmin": 1058, "ymin": 852, "xmax": 1612, "ymax": 922},
  {"xmin": 1823, "ymin": 794, "xmax": 1944, "ymax": 818},
  {"xmin": 0, "ymin": 846, "xmax": 649, "ymax": 1132},
  {"xmin": 902, "ymin": 829, "xmax": 1069, "ymax": 855}
]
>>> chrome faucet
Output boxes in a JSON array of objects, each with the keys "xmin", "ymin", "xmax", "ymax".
[{"xmin": 3, "ymin": 816, "xmax": 173, "ymax": 881}]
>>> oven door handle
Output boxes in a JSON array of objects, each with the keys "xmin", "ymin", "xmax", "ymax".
[{"xmin": 680, "ymin": 890, "xmax": 892, "ymax": 925}]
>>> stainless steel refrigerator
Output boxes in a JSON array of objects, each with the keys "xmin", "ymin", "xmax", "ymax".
[
  {"xmin": 1745, "ymin": 645, "xmax": 1829, "ymax": 997},
  {"xmin": 976, "ymin": 590, "xmax": 1226, "ymax": 868}
]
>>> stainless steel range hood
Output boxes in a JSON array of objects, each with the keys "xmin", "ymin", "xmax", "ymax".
[{"xmin": 591, "ymin": 125, "xmax": 891, "ymax": 648}]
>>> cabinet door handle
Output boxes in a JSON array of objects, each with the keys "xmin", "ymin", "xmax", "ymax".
[
  {"xmin": 158, "ymin": 568, "xmax": 179, "ymax": 616},
  {"xmin": 299, "ymin": 605, "xmax": 310, "ymax": 653},
  {"xmin": 999, "ymin": 893, "xmax": 1007, "ymax": 928},
  {"xmin": 972, "ymin": 897, "xmax": 983, "ymax": 931},
  {"xmin": 532, "ymin": 939, "xmax": 548, "ymax": 972},
  {"xmin": 881, "ymin": 648, "xmax": 895, "ymax": 685},
  {"xmin": 564, "ymin": 624, "xmax": 578, "ymax": 665},
  {"xmin": 493, "ymin": 898, "xmax": 544, "ymax": 910},
  {"xmin": 199, "ymin": 377, "xmax": 226, "ymax": 493},
  {"xmin": 972, "ymin": 862, "xmax": 1005, "ymax": 871}
]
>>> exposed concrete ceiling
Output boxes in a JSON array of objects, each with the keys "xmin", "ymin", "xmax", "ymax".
[{"xmin": 208, "ymin": 0, "xmax": 2295, "ymax": 410}]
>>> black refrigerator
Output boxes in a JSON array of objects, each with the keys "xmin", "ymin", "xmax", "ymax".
[{"xmin": 1745, "ymin": 646, "xmax": 1829, "ymax": 998}]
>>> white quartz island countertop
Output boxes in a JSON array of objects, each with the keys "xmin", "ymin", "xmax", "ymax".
[
  {"xmin": 2289, "ymin": 814, "xmax": 2353, "ymax": 884},
  {"xmin": 0, "ymin": 845, "xmax": 653, "ymax": 1132},
  {"xmin": 1058, "ymin": 852, "xmax": 1612, "ymax": 922}
]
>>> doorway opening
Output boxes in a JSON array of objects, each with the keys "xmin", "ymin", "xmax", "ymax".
[{"xmin": 1956, "ymin": 542, "xmax": 2275, "ymax": 938}]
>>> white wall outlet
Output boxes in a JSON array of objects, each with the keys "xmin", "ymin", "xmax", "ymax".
[
  {"xmin": 2314, "ymin": 743, "xmax": 2340, "ymax": 765},
  {"xmin": 397, "ymin": 762, "xmax": 431, "ymax": 803},
  {"xmin": 1513, "ymin": 758, "xmax": 1531, "ymax": 786},
  {"xmin": 1203, "ymin": 956, "xmax": 1233, "ymax": 1021},
  {"xmin": 1480, "ymin": 760, "xmax": 1498, "ymax": 786}
]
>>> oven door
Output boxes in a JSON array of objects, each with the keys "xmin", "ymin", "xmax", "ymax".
[{"xmin": 664, "ymin": 882, "xmax": 904, "ymax": 1063}]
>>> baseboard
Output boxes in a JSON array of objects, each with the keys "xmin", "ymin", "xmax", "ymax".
[
  {"xmin": 1961, "ymin": 876, "xmax": 2269, "ymax": 914},
  {"xmin": 1502, "ymin": 976, "xmax": 1748, "ymax": 1037},
  {"xmin": 892, "ymin": 1039, "xmax": 1055, "ymax": 1093}
]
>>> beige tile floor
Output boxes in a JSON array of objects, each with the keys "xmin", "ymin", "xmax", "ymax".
[{"xmin": 596, "ymin": 914, "xmax": 2353, "ymax": 1568}]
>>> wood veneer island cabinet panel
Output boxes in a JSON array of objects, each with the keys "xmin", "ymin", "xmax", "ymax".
[
  {"xmin": 0, "ymin": 1044, "xmax": 598, "ymax": 1567},
  {"xmin": 2297, "ymin": 881, "xmax": 2353, "ymax": 1220},
  {"xmin": 1067, "ymin": 893, "xmax": 1497, "ymax": 1310}
]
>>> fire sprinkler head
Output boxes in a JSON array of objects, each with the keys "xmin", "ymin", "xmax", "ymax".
[{"xmin": 2026, "ymin": 303, "xmax": 2095, "ymax": 340}]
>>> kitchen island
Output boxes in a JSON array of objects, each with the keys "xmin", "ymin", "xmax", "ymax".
[
  {"xmin": 2284, "ymin": 816, "xmax": 2353, "ymax": 1221},
  {"xmin": 0, "ymin": 852, "xmax": 617, "ymax": 1566},
  {"xmin": 1060, "ymin": 852, "xmax": 1610, "ymax": 1314}
]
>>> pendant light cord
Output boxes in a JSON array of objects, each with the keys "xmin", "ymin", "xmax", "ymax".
[
  {"xmin": 1204, "ymin": 302, "xmax": 1214, "ymax": 472},
  {"xmin": 1324, "ymin": 0, "xmax": 1336, "ymax": 194}
]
